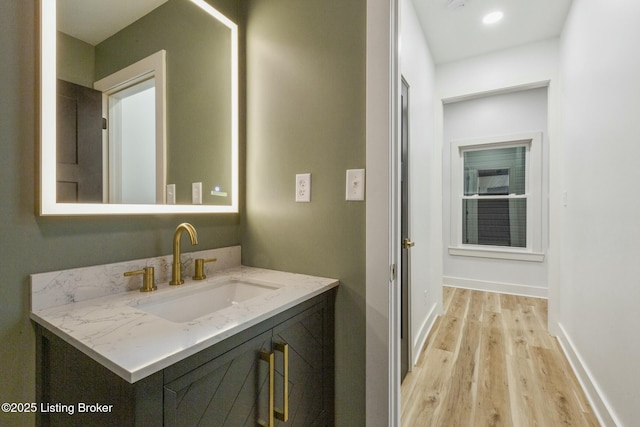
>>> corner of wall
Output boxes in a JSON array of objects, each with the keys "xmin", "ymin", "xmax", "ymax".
[
  {"xmin": 554, "ymin": 323, "xmax": 621, "ymax": 427},
  {"xmin": 412, "ymin": 302, "xmax": 438, "ymax": 366}
]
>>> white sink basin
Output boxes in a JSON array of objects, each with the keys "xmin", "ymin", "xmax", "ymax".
[{"xmin": 133, "ymin": 278, "xmax": 281, "ymax": 323}]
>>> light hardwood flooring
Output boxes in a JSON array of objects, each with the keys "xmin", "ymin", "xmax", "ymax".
[{"xmin": 401, "ymin": 287, "xmax": 600, "ymax": 426}]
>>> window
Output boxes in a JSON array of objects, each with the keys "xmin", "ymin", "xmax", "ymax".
[{"xmin": 450, "ymin": 132, "xmax": 544, "ymax": 262}]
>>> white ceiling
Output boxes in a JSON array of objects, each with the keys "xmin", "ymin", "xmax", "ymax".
[
  {"xmin": 411, "ymin": 0, "xmax": 573, "ymax": 64},
  {"xmin": 59, "ymin": 0, "xmax": 572, "ymax": 62},
  {"xmin": 57, "ymin": 0, "xmax": 168, "ymax": 45}
]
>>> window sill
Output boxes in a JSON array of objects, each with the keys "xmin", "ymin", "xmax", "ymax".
[{"xmin": 448, "ymin": 246, "xmax": 545, "ymax": 262}]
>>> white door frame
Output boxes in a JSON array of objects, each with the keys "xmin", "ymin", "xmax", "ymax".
[{"xmin": 366, "ymin": 0, "xmax": 400, "ymax": 426}]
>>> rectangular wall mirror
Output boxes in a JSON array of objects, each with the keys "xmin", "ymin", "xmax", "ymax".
[{"xmin": 39, "ymin": 0, "xmax": 238, "ymax": 215}]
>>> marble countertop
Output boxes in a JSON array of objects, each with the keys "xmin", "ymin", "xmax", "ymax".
[{"xmin": 31, "ymin": 264, "xmax": 338, "ymax": 383}]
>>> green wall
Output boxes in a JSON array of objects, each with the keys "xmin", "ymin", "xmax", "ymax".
[
  {"xmin": 242, "ymin": 1, "xmax": 367, "ymax": 425},
  {"xmin": 95, "ymin": 0, "xmax": 233, "ymax": 205},
  {"xmin": 1, "ymin": 0, "xmax": 367, "ymax": 425},
  {"xmin": 0, "ymin": 1, "xmax": 240, "ymax": 425},
  {"xmin": 57, "ymin": 31, "xmax": 95, "ymax": 87}
]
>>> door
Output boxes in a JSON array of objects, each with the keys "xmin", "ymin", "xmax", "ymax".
[
  {"xmin": 272, "ymin": 304, "xmax": 328, "ymax": 426},
  {"xmin": 163, "ymin": 331, "xmax": 272, "ymax": 426},
  {"xmin": 56, "ymin": 79, "xmax": 103, "ymax": 202},
  {"xmin": 400, "ymin": 78, "xmax": 414, "ymax": 382},
  {"xmin": 163, "ymin": 301, "xmax": 332, "ymax": 427}
]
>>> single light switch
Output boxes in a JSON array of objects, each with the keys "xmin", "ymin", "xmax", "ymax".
[
  {"xmin": 166, "ymin": 184, "xmax": 176, "ymax": 205},
  {"xmin": 192, "ymin": 182, "xmax": 202, "ymax": 205},
  {"xmin": 346, "ymin": 169, "xmax": 365, "ymax": 201}
]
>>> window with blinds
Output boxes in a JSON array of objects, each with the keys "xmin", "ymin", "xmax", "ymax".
[
  {"xmin": 462, "ymin": 146, "xmax": 527, "ymax": 248},
  {"xmin": 449, "ymin": 132, "xmax": 543, "ymax": 261}
]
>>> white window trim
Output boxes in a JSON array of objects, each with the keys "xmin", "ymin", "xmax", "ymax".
[{"xmin": 449, "ymin": 131, "xmax": 544, "ymax": 262}]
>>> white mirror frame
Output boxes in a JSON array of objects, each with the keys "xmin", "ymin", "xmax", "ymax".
[{"xmin": 39, "ymin": 0, "xmax": 239, "ymax": 215}]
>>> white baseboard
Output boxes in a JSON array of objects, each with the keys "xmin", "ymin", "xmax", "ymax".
[
  {"xmin": 443, "ymin": 276, "xmax": 547, "ymax": 299},
  {"xmin": 555, "ymin": 322, "xmax": 620, "ymax": 427},
  {"xmin": 412, "ymin": 302, "xmax": 438, "ymax": 366}
]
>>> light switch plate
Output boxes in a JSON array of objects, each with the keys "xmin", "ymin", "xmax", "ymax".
[
  {"xmin": 166, "ymin": 184, "xmax": 176, "ymax": 205},
  {"xmin": 192, "ymin": 182, "xmax": 202, "ymax": 205},
  {"xmin": 296, "ymin": 173, "xmax": 311, "ymax": 202},
  {"xmin": 346, "ymin": 169, "xmax": 365, "ymax": 201}
]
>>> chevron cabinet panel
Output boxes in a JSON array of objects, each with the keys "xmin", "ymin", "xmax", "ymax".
[
  {"xmin": 164, "ymin": 331, "xmax": 272, "ymax": 426},
  {"xmin": 164, "ymin": 300, "xmax": 334, "ymax": 427}
]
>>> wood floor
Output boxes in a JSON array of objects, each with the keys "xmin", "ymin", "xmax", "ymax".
[{"xmin": 401, "ymin": 287, "xmax": 600, "ymax": 426}]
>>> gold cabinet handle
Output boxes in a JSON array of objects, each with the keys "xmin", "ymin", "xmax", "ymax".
[
  {"xmin": 124, "ymin": 267, "xmax": 156, "ymax": 292},
  {"xmin": 192, "ymin": 257, "xmax": 217, "ymax": 280},
  {"xmin": 258, "ymin": 351, "xmax": 274, "ymax": 427},
  {"xmin": 274, "ymin": 342, "xmax": 289, "ymax": 422},
  {"xmin": 402, "ymin": 238, "xmax": 415, "ymax": 249}
]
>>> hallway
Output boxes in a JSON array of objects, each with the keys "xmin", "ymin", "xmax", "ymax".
[{"xmin": 401, "ymin": 287, "xmax": 599, "ymax": 426}]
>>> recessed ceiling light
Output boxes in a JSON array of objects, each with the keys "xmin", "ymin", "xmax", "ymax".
[{"xmin": 482, "ymin": 10, "xmax": 504, "ymax": 25}]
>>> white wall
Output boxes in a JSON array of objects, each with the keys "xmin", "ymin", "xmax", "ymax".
[
  {"xmin": 435, "ymin": 40, "xmax": 562, "ymax": 316},
  {"xmin": 557, "ymin": 1, "xmax": 640, "ymax": 425},
  {"xmin": 442, "ymin": 88, "xmax": 549, "ymax": 296},
  {"xmin": 436, "ymin": 38, "xmax": 560, "ymax": 100},
  {"xmin": 399, "ymin": 0, "xmax": 441, "ymax": 366}
]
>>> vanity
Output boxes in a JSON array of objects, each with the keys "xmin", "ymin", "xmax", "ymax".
[{"xmin": 31, "ymin": 246, "xmax": 338, "ymax": 426}]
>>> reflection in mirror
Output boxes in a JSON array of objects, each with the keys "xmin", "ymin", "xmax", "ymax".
[
  {"xmin": 92, "ymin": 50, "xmax": 166, "ymax": 204},
  {"xmin": 40, "ymin": 0, "xmax": 238, "ymax": 215}
]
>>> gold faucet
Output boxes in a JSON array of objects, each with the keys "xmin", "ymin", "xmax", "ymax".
[{"xmin": 170, "ymin": 223, "xmax": 198, "ymax": 285}]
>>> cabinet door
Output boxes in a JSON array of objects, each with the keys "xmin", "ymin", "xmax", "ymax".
[
  {"xmin": 164, "ymin": 330, "xmax": 273, "ymax": 427},
  {"xmin": 272, "ymin": 304, "xmax": 329, "ymax": 427},
  {"xmin": 36, "ymin": 327, "xmax": 163, "ymax": 427}
]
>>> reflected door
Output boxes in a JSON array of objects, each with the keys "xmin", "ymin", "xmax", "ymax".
[{"xmin": 56, "ymin": 79, "xmax": 103, "ymax": 202}]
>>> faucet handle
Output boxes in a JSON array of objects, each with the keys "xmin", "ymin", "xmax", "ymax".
[
  {"xmin": 124, "ymin": 267, "xmax": 157, "ymax": 292},
  {"xmin": 193, "ymin": 258, "xmax": 217, "ymax": 280}
]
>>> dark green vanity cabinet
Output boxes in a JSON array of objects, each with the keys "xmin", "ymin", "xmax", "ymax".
[{"xmin": 35, "ymin": 289, "xmax": 336, "ymax": 427}]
